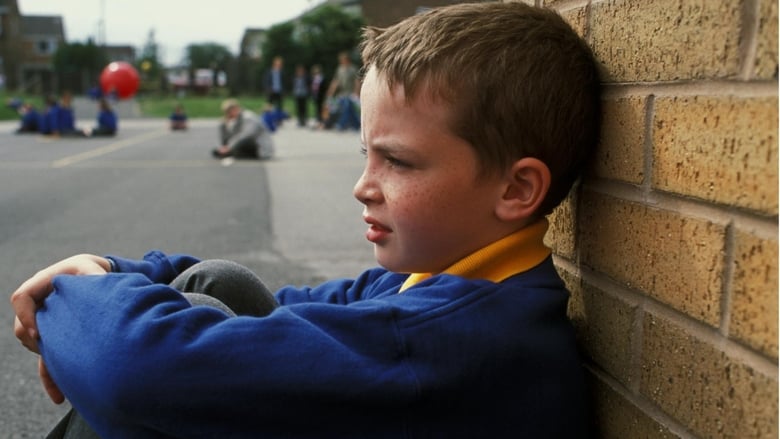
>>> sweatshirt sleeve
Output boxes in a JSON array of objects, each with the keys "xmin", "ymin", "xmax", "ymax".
[
  {"xmin": 96, "ymin": 110, "xmax": 117, "ymax": 131},
  {"xmin": 226, "ymin": 112, "xmax": 263, "ymax": 151},
  {"xmin": 48, "ymin": 108, "xmax": 61, "ymax": 132},
  {"xmin": 107, "ymin": 250, "xmax": 200, "ymax": 284},
  {"xmin": 36, "ymin": 272, "xmax": 415, "ymax": 437},
  {"xmin": 274, "ymin": 267, "xmax": 398, "ymax": 305}
]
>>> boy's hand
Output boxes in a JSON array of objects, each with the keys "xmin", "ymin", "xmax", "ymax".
[
  {"xmin": 10, "ymin": 254, "xmax": 110, "ymax": 404},
  {"xmin": 11, "ymin": 253, "xmax": 110, "ymax": 353},
  {"xmin": 39, "ymin": 357, "xmax": 65, "ymax": 404}
]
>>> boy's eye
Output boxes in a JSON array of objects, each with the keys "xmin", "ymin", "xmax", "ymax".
[
  {"xmin": 386, "ymin": 156, "xmax": 409, "ymax": 168},
  {"xmin": 360, "ymin": 146, "xmax": 411, "ymax": 169}
]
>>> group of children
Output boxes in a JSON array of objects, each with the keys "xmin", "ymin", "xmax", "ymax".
[
  {"xmin": 11, "ymin": 92, "xmax": 118, "ymax": 137},
  {"xmin": 169, "ymin": 102, "xmax": 291, "ymax": 135}
]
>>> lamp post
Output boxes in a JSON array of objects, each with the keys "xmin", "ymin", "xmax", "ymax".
[{"xmin": 97, "ymin": 0, "xmax": 106, "ymax": 46}]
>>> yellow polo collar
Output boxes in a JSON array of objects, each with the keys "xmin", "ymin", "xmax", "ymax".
[{"xmin": 399, "ymin": 219, "xmax": 551, "ymax": 292}]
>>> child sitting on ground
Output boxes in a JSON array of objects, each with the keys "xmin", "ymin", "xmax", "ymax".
[
  {"xmin": 14, "ymin": 102, "xmax": 39, "ymax": 134},
  {"xmin": 12, "ymin": 3, "xmax": 602, "ymax": 437},
  {"xmin": 82, "ymin": 98, "xmax": 117, "ymax": 137},
  {"xmin": 169, "ymin": 104, "xmax": 188, "ymax": 131}
]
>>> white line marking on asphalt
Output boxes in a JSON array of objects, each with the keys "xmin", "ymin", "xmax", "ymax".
[{"xmin": 50, "ymin": 129, "xmax": 169, "ymax": 168}]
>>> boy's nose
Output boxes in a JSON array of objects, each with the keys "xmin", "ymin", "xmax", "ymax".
[{"xmin": 353, "ymin": 170, "xmax": 380, "ymax": 204}]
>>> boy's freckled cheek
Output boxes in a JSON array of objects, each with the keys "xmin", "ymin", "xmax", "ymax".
[
  {"xmin": 406, "ymin": 189, "xmax": 437, "ymax": 212},
  {"xmin": 387, "ymin": 185, "xmax": 416, "ymax": 207}
]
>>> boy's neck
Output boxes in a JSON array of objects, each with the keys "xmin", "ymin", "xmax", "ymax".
[{"xmin": 399, "ymin": 219, "xmax": 551, "ymax": 292}]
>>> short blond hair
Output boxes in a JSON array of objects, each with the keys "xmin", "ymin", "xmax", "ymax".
[{"xmin": 221, "ymin": 98, "xmax": 239, "ymax": 113}]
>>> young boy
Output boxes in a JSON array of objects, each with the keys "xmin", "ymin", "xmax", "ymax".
[
  {"xmin": 213, "ymin": 99, "xmax": 275, "ymax": 160},
  {"xmin": 11, "ymin": 3, "xmax": 601, "ymax": 437}
]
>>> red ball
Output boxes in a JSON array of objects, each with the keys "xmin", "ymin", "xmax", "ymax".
[{"xmin": 100, "ymin": 61, "xmax": 140, "ymax": 99}]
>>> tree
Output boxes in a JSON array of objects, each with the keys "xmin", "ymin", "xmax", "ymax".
[
  {"xmin": 137, "ymin": 29, "xmax": 162, "ymax": 80},
  {"xmin": 257, "ymin": 21, "xmax": 301, "ymax": 90},
  {"xmin": 257, "ymin": 5, "xmax": 364, "ymax": 91},
  {"xmin": 185, "ymin": 42, "xmax": 234, "ymax": 89},
  {"xmin": 297, "ymin": 4, "xmax": 365, "ymax": 76},
  {"xmin": 52, "ymin": 39, "xmax": 109, "ymax": 94},
  {"xmin": 185, "ymin": 43, "xmax": 233, "ymax": 70}
]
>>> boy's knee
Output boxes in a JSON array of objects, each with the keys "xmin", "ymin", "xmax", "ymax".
[
  {"xmin": 171, "ymin": 260, "xmax": 278, "ymax": 317},
  {"xmin": 183, "ymin": 292, "xmax": 237, "ymax": 317}
]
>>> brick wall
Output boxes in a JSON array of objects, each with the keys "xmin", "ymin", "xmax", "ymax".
[{"xmin": 530, "ymin": 0, "xmax": 778, "ymax": 437}]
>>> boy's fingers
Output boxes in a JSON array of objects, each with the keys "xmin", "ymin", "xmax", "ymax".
[
  {"xmin": 11, "ymin": 292, "xmax": 43, "ymax": 343},
  {"xmin": 9, "ymin": 274, "xmax": 53, "ymax": 339},
  {"xmin": 13, "ymin": 316, "xmax": 39, "ymax": 353},
  {"xmin": 39, "ymin": 358, "xmax": 65, "ymax": 404},
  {"xmin": 10, "ymin": 255, "xmax": 107, "ymax": 337},
  {"xmin": 11, "ymin": 254, "xmax": 110, "ymax": 403}
]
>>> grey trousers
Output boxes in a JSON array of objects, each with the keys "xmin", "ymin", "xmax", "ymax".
[{"xmin": 46, "ymin": 260, "xmax": 278, "ymax": 439}]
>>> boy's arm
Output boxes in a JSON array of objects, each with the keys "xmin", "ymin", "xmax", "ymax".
[
  {"xmin": 48, "ymin": 109, "xmax": 61, "ymax": 135},
  {"xmin": 225, "ymin": 115, "xmax": 262, "ymax": 151},
  {"xmin": 326, "ymin": 74, "xmax": 339, "ymax": 98},
  {"xmin": 10, "ymin": 250, "xmax": 198, "ymax": 404},
  {"xmin": 274, "ymin": 267, "xmax": 393, "ymax": 305},
  {"xmin": 35, "ymin": 273, "xmax": 413, "ymax": 436},
  {"xmin": 12, "ymin": 251, "xmax": 199, "ymax": 352},
  {"xmin": 11, "ymin": 254, "xmax": 111, "ymax": 354},
  {"xmin": 99, "ymin": 111, "xmax": 118, "ymax": 130},
  {"xmin": 106, "ymin": 250, "xmax": 200, "ymax": 283}
]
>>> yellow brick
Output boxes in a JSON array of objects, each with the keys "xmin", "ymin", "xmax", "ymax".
[
  {"xmin": 755, "ymin": 0, "xmax": 779, "ymax": 79},
  {"xmin": 560, "ymin": 265, "xmax": 583, "ymax": 322},
  {"xmin": 568, "ymin": 280, "xmax": 637, "ymax": 387},
  {"xmin": 545, "ymin": 193, "xmax": 577, "ymax": 259},
  {"xmin": 559, "ymin": 6, "xmax": 588, "ymax": 38},
  {"xmin": 595, "ymin": 96, "xmax": 646, "ymax": 184},
  {"xmin": 653, "ymin": 96, "xmax": 778, "ymax": 214},
  {"xmin": 730, "ymin": 229, "xmax": 778, "ymax": 358},
  {"xmin": 590, "ymin": 0, "xmax": 742, "ymax": 82},
  {"xmin": 540, "ymin": 0, "xmax": 564, "ymax": 7},
  {"xmin": 580, "ymin": 192, "xmax": 725, "ymax": 326},
  {"xmin": 589, "ymin": 374, "xmax": 679, "ymax": 439},
  {"xmin": 641, "ymin": 313, "xmax": 779, "ymax": 438}
]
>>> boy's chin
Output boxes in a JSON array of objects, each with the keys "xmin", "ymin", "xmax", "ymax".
[
  {"xmin": 374, "ymin": 253, "xmax": 424, "ymax": 275},
  {"xmin": 374, "ymin": 252, "xmax": 404, "ymax": 273}
]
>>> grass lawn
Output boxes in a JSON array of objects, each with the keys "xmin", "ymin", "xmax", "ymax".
[
  {"xmin": 0, "ymin": 92, "xmax": 43, "ymax": 121},
  {"xmin": 137, "ymin": 95, "xmax": 278, "ymax": 118},
  {"xmin": 0, "ymin": 90, "xmax": 293, "ymax": 120}
]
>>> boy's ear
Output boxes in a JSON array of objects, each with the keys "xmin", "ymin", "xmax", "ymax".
[{"xmin": 495, "ymin": 157, "xmax": 551, "ymax": 222}]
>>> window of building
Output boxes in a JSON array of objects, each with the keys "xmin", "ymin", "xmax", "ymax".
[{"xmin": 37, "ymin": 39, "xmax": 57, "ymax": 55}]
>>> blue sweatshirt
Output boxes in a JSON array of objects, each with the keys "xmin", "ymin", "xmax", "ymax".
[
  {"xmin": 37, "ymin": 228, "xmax": 588, "ymax": 438},
  {"xmin": 59, "ymin": 106, "xmax": 76, "ymax": 132},
  {"xmin": 97, "ymin": 109, "xmax": 117, "ymax": 132},
  {"xmin": 38, "ymin": 105, "xmax": 61, "ymax": 134}
]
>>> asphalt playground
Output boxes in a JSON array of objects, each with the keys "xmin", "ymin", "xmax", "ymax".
[{"xmin": 0, "ymin": 102, "xmax": 374, "ymax": 436}]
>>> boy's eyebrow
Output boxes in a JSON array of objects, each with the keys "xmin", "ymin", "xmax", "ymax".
[
  {"xmin": 362, "ymin": 141, "xmax": 408, "ymax": 155},
  {"xmin": 371, "ymin": 144, "xmax": 398, "ymax": 155}
]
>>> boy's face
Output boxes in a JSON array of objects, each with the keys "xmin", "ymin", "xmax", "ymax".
[
  {"xmin": 225, "ymin": 106, "xmax": 240, "ymax": 120},
  {"xmin": 354, "ymin": 67, "xmax": 508, "ymax": 274}
]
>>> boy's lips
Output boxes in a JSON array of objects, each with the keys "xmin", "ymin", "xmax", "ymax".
[{"xmin": 363, "ymin": 215, "xmax": 391, "ymax": 243}]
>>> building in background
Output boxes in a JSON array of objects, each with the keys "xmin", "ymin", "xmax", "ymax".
[
  {"xmin": 0, "ymin": 0, "xmax": 64, "ymax": 93},
  {"xmin": 0, "ymin": 0, "xmax": 136, "ymax": 94},
  {"xmin": 235, "ymin": 28, "xmax": 265, "ymax": 95}
]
